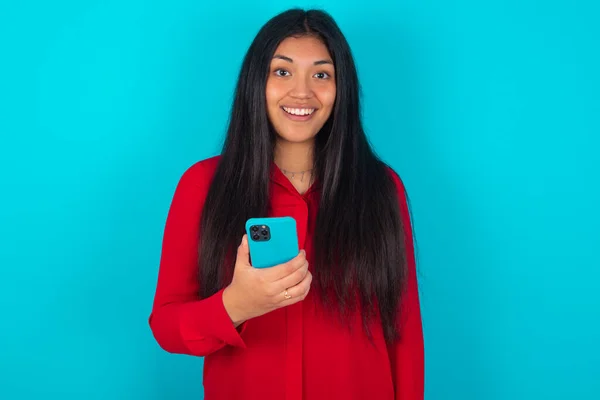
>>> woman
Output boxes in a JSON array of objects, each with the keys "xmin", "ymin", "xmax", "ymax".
[{"xmin": 149, "ymin": 8, "xmax": 424, "ymax": 400}]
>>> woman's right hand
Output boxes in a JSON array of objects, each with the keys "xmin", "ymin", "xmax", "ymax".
[{"xmin": 222, "ymin": 234, "xmax": 312, "ymax": 327}]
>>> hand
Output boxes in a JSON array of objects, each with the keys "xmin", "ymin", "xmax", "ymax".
[{"xmin": 222, "ymin": 234, "xmax": 312, "ymax": 326}]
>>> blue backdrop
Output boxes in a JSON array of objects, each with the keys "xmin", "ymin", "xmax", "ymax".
[{"xmin": 1, "ymin": 1, "xmax": 598, "ymax": 399}]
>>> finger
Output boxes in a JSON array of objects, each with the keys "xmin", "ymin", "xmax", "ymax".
[
  {"xmin": 263, "ymin": 249, "xmax": 306, "ymax": 281},
  {"xmin": 235, "ymin": 234, "xmax": 251, "ymax": 267},
  {"xmin": 279, "ymin": 272, "xmax": 312, "ymax": 306},
  {"xmin": 274, "ymin": 260, "xmax": 308, "ymax": 293},
  {"xmin": 279, "ymin": 271, "xmax": 312, "ymax": 305}
]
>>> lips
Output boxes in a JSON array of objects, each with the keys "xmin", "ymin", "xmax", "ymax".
[
  {"xmin": 281, "ymin": 106, "xmax": 316, "ymax": 116},
  {"xmin": 280, "ymin": 106, "xmax": 317, "ymax": 121}
]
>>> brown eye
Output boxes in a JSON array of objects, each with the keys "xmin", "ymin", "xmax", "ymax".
[
  {"xmin": 275, "ymin": 69, "xmax": 290, "ymax": 77},
  {"xmin": 314, "ymin": 72, "xmax": 330, "ymax": 79}
]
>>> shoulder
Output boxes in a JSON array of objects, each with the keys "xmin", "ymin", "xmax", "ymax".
[
  {"xmin": 172, "ymin": 154, "xmax": 222, "ymax": 200},
  {"xmin": 178, "ymin": 154, "xmax": 222, "ymax": 185},
  {"xmin": 382, "ymin": 165, "xmax": 414, "ymax": 235},
  {"xmin": 383, "ymin": 164, "xmax": 407, "ymax": 196}
]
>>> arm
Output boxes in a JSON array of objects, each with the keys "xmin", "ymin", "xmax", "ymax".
[
  {"xmin": 148, "ymin": 163, "xmax": 246, "ymax": 356},
  {"xmin": 388, "ymin": 171, "xmax": 425, "ymax": 399}
]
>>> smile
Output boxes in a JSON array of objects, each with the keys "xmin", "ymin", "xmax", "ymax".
[
  {"xmin": 282, "ymin": 106, "xmax": 316, "ymax": 116},
  {"xmin": 280, "ymin": 106, "xmax": 317, "ymax": 121}
]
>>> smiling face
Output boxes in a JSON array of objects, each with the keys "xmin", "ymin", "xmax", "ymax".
[{"xmin": 265, "ymin": 35, "xmax": 337, "ymax": 145}]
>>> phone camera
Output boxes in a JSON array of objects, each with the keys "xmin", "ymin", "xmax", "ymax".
[{"xmin": 249, "ymin": 224, "xmax": 270, "ymax": 241}]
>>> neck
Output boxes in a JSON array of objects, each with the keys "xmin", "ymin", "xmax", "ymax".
[{"xmin": 274, "ymin": 139, "xmax": 314, "ymax": 172}]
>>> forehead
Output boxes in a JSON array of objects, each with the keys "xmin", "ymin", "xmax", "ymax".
[{"xmin": 272, "ymin": 36, "xmax": 332, "ymax": 62}]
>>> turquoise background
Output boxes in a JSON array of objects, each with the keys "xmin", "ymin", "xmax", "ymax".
[{"xmin": 1, "ymin": 1, "xmax": 598, "ymax": 399}]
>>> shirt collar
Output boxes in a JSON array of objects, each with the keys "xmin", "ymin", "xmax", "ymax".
[{"xmin": 269, "ymin": 161, "xmax": 320, "ymax": 198}]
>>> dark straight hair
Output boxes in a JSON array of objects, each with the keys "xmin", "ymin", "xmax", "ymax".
[{"xmin": 199, "ymin": 8, "xmax": 410, "ymax": 344}]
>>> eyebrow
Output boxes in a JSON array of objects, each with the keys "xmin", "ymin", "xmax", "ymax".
[{"xmin": 272, "ymin": 54, "xmax": 333, "ymax": 65}]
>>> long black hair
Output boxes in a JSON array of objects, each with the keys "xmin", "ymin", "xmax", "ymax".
[{"xmin": 199, "ymin": 8, "xmax": 410, "ymax": 344}]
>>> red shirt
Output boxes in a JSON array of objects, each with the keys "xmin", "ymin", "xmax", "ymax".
[{"xmin": 149, "ymin": 155, "xmax": 424, "ymax": 399}]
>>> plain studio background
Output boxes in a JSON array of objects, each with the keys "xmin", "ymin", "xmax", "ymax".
[{"xmin": 0, "ymin": 1, "xmax": 598, "ymax": 399}]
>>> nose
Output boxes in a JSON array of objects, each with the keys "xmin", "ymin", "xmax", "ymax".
[{"xmin": 289, "ymin": 75, "xmax": 313, "ymax": 99}]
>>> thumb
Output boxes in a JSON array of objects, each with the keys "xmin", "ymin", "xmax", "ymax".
[{"xmin": 236, "ymin": 234, "xmax": 251, "ymax": 267}]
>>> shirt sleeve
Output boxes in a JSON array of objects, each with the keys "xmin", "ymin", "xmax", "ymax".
[
  {"xmin": 148, "ymin": 162, "xmax": 247, "ymax": 356},
  {"xmin": 387, "ymin": 170, "xmax": 425, "ymax": 399}
]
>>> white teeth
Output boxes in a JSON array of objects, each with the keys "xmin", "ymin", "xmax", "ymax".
[{"xmin": 283, "ymin": 107, "xmax": 315, "ymax": 116}]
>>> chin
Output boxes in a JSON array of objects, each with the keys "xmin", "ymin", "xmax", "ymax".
[{"xmin": 276, "ymin": 132, "xmax": 317, "ymax": 144}]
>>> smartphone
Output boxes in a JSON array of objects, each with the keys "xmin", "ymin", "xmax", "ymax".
[{"xmin": 245, "ymin": 216, "xmax": 299, "ymax": 268}]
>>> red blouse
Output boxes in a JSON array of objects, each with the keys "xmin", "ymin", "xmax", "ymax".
[{"xmin": 149, "ymin": 155, "xmax": 424, "ymax": 399}]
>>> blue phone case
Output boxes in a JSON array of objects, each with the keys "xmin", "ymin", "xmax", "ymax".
[{"xmin": 245, "ymin": 217, "xmax": 299, "ymax": 268}]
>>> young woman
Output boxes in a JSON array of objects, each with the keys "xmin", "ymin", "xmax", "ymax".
[{"xmin": 149, "ymin": 8, "xmax": 424, "ymax": 400}]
